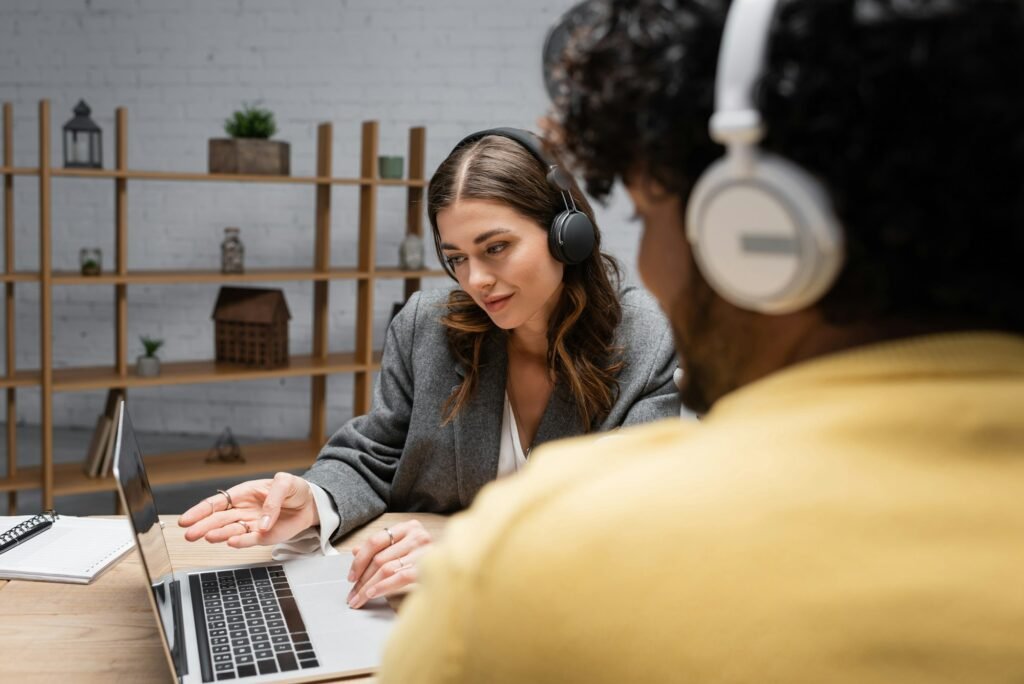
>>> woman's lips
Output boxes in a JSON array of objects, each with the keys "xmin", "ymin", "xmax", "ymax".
[{"xmin": 484, "ymin": 293, "xmax": 514, "ymax": 313}]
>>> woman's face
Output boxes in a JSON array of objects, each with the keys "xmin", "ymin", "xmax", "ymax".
[{"xmin": 437, "ymin": 198, "xmax": 564, "ymax": 332}]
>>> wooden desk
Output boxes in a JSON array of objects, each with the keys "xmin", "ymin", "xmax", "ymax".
[{"xmin": 0, "ymin": 513, "xmax": 446, "ymax": 683}]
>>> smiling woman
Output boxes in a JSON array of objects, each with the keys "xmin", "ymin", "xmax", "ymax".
[
  {"xmin": 429, "ymin": 130, "xmax": 624, "ymax": 432},
  {"xmin": 178, "ymin": 127, "xmax": 680, "ymax": 610}
]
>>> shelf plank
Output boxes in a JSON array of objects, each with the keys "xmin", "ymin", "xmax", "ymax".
[
  {"xmin": 376, "ymin": 178, "xmax": 427, "ymax": 188},
  {"xmin": 53, "ymin": 352, "xmax": 365, "ymax": 391},
  {"xmin": 49, "ymin": 168, "xmax": 427, "ymax": 187},
  {"xmin": 0, "ymin": 370, "xmax": 41, "ymax": 389},
  {"xmin": 373, "ymin": 268, "xmax": 448, "ymax": 280},
  {"xmin": 32, "ymin": 439, "xmax": 319, "ymax": 496},
  {"xmin": 0, "ymin": 166, "xmax": 38, "ymax": 176},
  {"xmin": 49, "ymin": 268, "xmax": 446, "ymax": 284},
  {"xmin": 0, "ymin": 272, "xmax": 38, "ymax": 283},
  {"xmin": 52, "ymin": 268, "xmax": 368, "ymax": 285}
]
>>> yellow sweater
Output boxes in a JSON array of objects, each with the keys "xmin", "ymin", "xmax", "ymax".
[{"xmin": 381, "ymin": 333, "xmax": 1024, "ymax": 683}]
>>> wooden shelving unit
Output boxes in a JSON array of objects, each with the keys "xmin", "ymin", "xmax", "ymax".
[{"xmin": 1, "ymin": 99, "xmax": 442, "ymax": 510}]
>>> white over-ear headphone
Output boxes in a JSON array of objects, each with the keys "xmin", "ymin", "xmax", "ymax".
[{"xmin": 686, "ymin": 0, "xmax": 844, "ymax": 314}]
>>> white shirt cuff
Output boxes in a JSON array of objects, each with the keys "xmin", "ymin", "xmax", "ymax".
[{"xmin": 270, "ymin": 482, "xmax": 341, "ymax": 560}]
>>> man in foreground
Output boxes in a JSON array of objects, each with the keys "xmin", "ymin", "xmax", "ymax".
[{"xmin": 380, "ymin": 1, "xmax": 1024, "ymax": 681}]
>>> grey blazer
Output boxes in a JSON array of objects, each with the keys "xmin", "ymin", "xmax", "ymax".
[{"xmin": 303, "ymin": 286, "xmax": 679, "ymax": 539}]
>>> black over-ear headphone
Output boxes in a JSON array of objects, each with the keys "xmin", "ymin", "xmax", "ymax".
[{"xmin": 445, "ymin": 127, "xmax": 597, "ymax": 267}]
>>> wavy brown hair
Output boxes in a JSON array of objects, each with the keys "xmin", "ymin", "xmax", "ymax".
[{"xmin": 428, "ymin": 134, "xmax": 624, "ymax": 429}]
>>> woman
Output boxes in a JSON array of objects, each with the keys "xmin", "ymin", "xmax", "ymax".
[{"xmin": 178, "ymin": 128, "xmax": 680, "ymax": 608}]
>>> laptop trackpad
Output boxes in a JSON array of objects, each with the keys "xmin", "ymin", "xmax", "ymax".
[{"xmin": 284, "ymin": 555, "xmax": 396, "ymax": 672}]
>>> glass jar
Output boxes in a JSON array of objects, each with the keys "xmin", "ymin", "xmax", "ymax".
[
  {"xmin": 220, "ymin": 227, "xmax": 244, "ymax": 274},
  {"xmin": 79, "ymin": 247, "xmax": 102, "ymax": 276}
]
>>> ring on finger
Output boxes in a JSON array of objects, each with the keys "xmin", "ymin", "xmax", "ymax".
[
  {"xmin": 217, "ymin": 489, "xmax": 233, "ymax": 510},
  {"xmin": 384, "ymin": 527, "xmax": 395, "ymax": 546},
  {"xmin": 397, "ymin": 557, "xmax": 405, "ymax": 569},
  {"xmin": 236, "ymin": 520, "xmax": 250, "ymax": 534}
]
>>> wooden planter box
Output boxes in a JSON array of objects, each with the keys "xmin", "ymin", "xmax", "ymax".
[{"xmin": 208, "ymin": 138, "xmax": 290, "ymax": 176}]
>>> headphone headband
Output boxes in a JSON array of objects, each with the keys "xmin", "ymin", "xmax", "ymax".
[
  {"xmin": 436, "ymin": 127, "xmax": 597, "ymax": 275},
  {"xmin": 710, "ymin": 0, "xmax": 780, "ymax": 147},
  {"xmin": 685, "ymin": 0, "xmax": 844, "ymax": 314},
  {"xmin": 450, "ymin": 127, "xmax": 575, "ymax": 191}
]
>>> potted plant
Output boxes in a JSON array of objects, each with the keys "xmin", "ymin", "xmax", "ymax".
[
  {"xmin": 137, "ymin": 336, "xmax": 164, "ymax": 377},
  {"xmin": 208, "ymin": 103, "xmax": 290, "ymax": 176}
]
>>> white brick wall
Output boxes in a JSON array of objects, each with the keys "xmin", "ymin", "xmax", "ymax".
[{"xmin": 0, "ymin": 0, "xmax": 644, "ymax": 437}]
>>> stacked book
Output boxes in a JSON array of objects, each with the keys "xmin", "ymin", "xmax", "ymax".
[{"xmin": 82, "ymin": 389, "xmax": 125, "ymax": 478}]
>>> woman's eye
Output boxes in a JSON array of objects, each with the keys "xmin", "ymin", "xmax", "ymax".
[
  {"xmin": 446, "ymin": 255, "xmax": 466, "ymax": 268},
  {"xmin": 486, "ymin": 242, "xmax": 507, "ymax": 255}
]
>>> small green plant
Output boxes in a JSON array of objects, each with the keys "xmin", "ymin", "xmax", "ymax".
[
  {"xmin": 224, "ymin": 103, "xmax": 277, "ymax": 139},
  {"xmin": 140, "ymin": 336, "xmax": 164, "ymax": 358}
]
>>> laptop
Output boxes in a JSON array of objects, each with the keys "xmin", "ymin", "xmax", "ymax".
[{"xmin": 111, "ymin": 400, "xmax": 396, "ymax": 683}]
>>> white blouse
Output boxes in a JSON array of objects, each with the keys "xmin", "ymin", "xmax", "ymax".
[{"xmin": 496, "ymin": 391, "xmax": 529, "ymax": 478}]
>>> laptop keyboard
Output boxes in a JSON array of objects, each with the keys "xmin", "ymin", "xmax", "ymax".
[{"xmin": 189, "ymin": 565, "xmax": 320, "ymax": 681}]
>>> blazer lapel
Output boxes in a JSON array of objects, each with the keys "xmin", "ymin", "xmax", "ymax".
[
  {"xmin": 533, "ymin": 382, "xmax": 583, "ymax": 447},
  {"xmin": 453, "ymin": 329, "xmax": 508, "ymax": 506}
]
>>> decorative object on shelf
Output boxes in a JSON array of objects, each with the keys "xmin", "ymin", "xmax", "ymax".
[
  {"xmin": 398, "ymin": 232, "xmax": 425, "ymax": 271},
  {"xmin": 212, "ymin": 286, "xmax": 291, "ymax": 369},
  {"xmin": 205, "ymin": 427, "xmax": 245, "ymax": 464},
  {"xmin": 209, "ymin": 103, "xmax": 290, "ymax": 176},
  {"xmin": 62, "ymin": 99, "xmax": 103, "ymax": 169},
  {"xmin": 378, "ymin": 154, "xmax": 404, "ymax": 179},
  {"xmin": 220, "ymin": 227, "xmax": 245, "ymax": 274},
  {"xmin": 137, "ymin": 336, "xmax": 164, "ymax": 377},
  {"xmin": 79, "ymin": 247, "xmax": 102, "ymax": 276}
]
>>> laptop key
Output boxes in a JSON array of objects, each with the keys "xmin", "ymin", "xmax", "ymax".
[
  {"xmin": 273, "ymin": 643, "xmax": 291, "ymax": 653},
  {"xmin": 277, "ymin": 652, "xmax": 299, "ymax": 672},
  {"xmin": 212, "ymin": 646, "xmax": 230, "ymax": 654},
  {"xmin": 236, "ymin": 655, "xmax": 254, "ymax": 664},
  {"xmin": 237, "ymin": 664, "xmax": 257, "ymax": 678},
  {"xmin": 214, "ymin": 654, "xmax": 232, "ymax": 663},
  {"xmin": 257, "ymin": 659, "xmax": 278, "ymax": 675},
  {"xmin": 255, "ymin": 650, "xmax": 273, "ymax": 659},
  {"xmin": 300, "ymin": 659, "xmax": 319, "ymax": 669},
  {"xmin": 216, "ymin": 674, "xmax": 236, "ymax": 681},
  {"xmin": 298, "ymin": 651, "xmax": 317, "ymax": 661},
  {"xmin": 277, "ymin": 596, "xmax": 307, "ymax": 634},
  {"xmin": 215, "ymin": 663, "xmax": 233, "ymax": 672}
]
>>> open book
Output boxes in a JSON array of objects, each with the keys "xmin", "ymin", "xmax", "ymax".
[{"xmin": 0, "ymin": 515, "xmax": 134, "ymax": 584}]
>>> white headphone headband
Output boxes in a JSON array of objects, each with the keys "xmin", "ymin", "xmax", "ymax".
[
  {"xmin": 710, "ymin": 0, "xmax": 781, "ymax": 147},
  {"xmin": 686, "ymin": 0, "xmax": 845, "ymax": 315}
]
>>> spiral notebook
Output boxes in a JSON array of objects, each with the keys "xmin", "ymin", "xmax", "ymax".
[{"xmin": 0, "ymin": 512, "xmax": 134, "ymax": 584}]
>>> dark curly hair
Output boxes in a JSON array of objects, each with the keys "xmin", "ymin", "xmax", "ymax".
[{"xmin": 552, "ymin": 0, "xmax": 1024, "ymax": 331}]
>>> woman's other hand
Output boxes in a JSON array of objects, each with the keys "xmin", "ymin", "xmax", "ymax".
[
  {"xmin": 347, "ymin": 519, "xmax": 433, "ymax": 609},
  {"xmin": 177, "ymin": 472, "xmax": 320, "ymax": 548}
]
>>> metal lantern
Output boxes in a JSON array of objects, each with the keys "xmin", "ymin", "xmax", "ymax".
[{"xmin": 63, "ymin": 100, "xmax": 102, "ymax": 169}]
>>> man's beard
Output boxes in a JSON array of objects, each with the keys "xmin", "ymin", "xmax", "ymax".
[{"xmin": 669, "ymin": 266, "xmax": 750, "ymax": 416}]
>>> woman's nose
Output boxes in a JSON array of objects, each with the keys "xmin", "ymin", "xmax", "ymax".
[{"xmin": 466, "ymin": 260, "xmax": 496, "ymax": 292}]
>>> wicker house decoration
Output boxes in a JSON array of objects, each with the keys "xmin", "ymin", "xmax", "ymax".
[{"xmin": 212, "ymin": 287, "xmax": 291, "ymax": 368}]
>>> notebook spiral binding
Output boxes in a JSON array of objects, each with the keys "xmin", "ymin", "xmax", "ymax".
[{"xmin": 0, "ymin": 509, "xmax": 59, "ymax": 549}]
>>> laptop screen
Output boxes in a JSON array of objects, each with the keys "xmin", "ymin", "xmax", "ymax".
[{"xmin": 111, "ymin": 401, "xmax": 185, "ymax": 679}]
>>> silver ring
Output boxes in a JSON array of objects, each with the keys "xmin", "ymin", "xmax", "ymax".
[
  {"xmin": 384, "ymin": 527, "xmax": 395, "ymax": 546},
  {"xmin": 236, "ymin": 520, "xmax": 250, "ymax": 534},
  {"xmin": 397, "ymin": 557, "xmax": 405, "ymax": 569},
  {"xmin": 217, "ymin": 489, "xmax": 233, "ymax": 510}
]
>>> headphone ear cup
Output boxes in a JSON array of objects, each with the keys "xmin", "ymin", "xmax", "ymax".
[
  {"xmin": 549, "ymin": 210, "xmax": 596, "ymax": 264},
  {"xmin": 686, "ymin": 152, "xmax": 844, "ymax": 314}
]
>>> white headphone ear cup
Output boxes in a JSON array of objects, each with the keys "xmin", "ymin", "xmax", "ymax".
[{"xmin": 686, "ymin": 152, "xmax": 844, "ymax": 314}]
